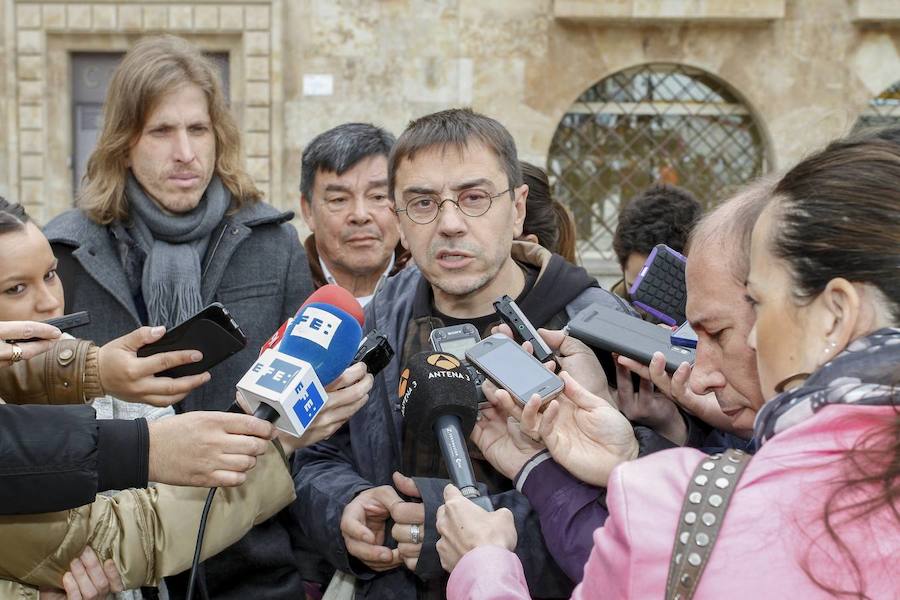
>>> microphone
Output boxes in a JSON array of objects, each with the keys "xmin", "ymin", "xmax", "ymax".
[
  {"xmin": 237, "ymin": 295, "xmax": 364, "ymax": 437},
  {"xmin": 399, "ymin": 351, "xmax": 493, "ymax": 511},
  {"xmin": 259, "ymin": 319, "xmax": 290, "ymax": 356},
  {"xmin": 297, "ymin": 283, "xmax": 366, "ymax": 327}
]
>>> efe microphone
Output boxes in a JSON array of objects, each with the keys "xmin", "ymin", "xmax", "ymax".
[{"xmin": 399, "ymin": 351, "xmax": 493, "ymax": 511}]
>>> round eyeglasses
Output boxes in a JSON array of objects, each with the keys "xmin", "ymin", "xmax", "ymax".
[{"xmin": 395, "ymin": 188, "xmax": 512, "ymax": 224}]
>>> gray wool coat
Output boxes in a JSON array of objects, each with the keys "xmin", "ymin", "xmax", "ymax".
[{"xmin": 44, "ymin": 199, "xmax": 314, "ymax": 600}]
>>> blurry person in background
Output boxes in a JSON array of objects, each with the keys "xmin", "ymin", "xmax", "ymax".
[{"xmin": 518, "ymin": 162, "xmax": 577, "ymax": 263}]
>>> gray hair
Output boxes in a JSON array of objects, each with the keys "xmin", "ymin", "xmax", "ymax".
[
  {"xmin": 300, "ymin": 123, "xmax": 395, "ymax": 201},
  {"xmin": 687, "ymin": 176, "xmax": 776, "ymax": 283}
]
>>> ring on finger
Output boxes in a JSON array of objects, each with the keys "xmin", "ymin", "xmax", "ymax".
[
  {"xmin": 410, "ymin": 523, "xmax": 422, "ymax": 544},
  {"xmin": 9, "ymin": 343, "xmax": 22, "ymax": 363}
]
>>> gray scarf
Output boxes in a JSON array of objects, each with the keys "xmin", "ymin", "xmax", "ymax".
[{"xmin": 126, "ymin": 172, "xmax": 230, "ymax": 328}]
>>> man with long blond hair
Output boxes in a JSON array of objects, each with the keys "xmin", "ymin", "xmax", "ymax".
[{"xmin": 44, "ymin": 35, "xmax": 322, "ymax": 599}]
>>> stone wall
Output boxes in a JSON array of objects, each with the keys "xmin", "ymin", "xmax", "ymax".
[{"xmin": 1, "ymin": 0, "xmax": 898, "ymax": 264}]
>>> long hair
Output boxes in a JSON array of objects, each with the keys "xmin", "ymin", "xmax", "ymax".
[
  {"xmin": 770, "ymin": 136, "xmax": 900, "ymax": 598},
  {"xmin": 78, "ymin": 35, "xmax": 261, "ymax": 224},
  {"xmin": 520, "ymin": 161, "xmax": 577, "ymax": 263}
]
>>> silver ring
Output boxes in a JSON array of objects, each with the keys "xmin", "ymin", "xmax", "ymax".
[
  {"xmin": 9, "ymin": 343, "xmax": 22, "ymax": 363},
  {"xmin": 409, "ymin": 523, "xmax": 421, "ymax": 544}
]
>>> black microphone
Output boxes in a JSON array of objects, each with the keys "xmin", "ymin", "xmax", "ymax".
[{"xmin": 399, "ymin": 351, "xmax": 493, "ymax": 511}]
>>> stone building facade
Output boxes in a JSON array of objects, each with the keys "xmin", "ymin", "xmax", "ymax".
[{"xmin": 0, "ymin": 0, "xmax": 897, "ymax": 278}]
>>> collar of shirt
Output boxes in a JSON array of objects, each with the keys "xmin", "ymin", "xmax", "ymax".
[{"xmin": 318, "ymin": 252, "xmax": 396, "ymax": 308}]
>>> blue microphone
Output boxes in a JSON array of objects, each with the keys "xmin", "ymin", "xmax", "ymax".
[{"xmin": 236, "ymin": 296, "xmax": 364, "ymax": 437}]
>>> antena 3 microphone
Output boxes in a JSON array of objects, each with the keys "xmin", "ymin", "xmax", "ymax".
[{"xmin": 399, "ymin": 351, "xmax": 493, "ymax": 511}]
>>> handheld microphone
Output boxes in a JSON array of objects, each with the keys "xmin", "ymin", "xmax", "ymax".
[
  {"xmin": 297, "ymin": 283, "xmax": 366, "ymax": 327},
  {"xmin": 399, "ymin": 351, "xmax": 493, "ymax": 511},
  {"xmin": 238, "ymin": 295, "xmax": 364, "ymax": 437}
]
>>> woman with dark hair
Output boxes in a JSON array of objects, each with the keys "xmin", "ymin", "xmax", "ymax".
[
  {"xmin": 519, "ymin": 162, "xmax": 577, "ymax": 263},
  {"xmin": 435, "ymin": 138, "xmax": 899, "ymax": 599}
]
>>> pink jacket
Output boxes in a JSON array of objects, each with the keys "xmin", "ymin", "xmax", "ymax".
[{"xmin": 448, "ymin": 405, "xmax": 900, "ymax": 599}]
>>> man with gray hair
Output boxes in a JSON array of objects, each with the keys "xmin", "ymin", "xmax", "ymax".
[{"xmin": 300, "ymin": 123, "xmax": 408, "ymax": 306}]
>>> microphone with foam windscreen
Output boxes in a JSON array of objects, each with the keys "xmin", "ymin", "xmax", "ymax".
[
  {"xmin": 238, "ymin": 285, "xmax": 364, "ymax": 437},
  {"xmin": 297, "ymin": 283, "xmax": 366, "ymax": 326},
  {"xmin": 399, "ymin": 351, "xmax": 493, "ymax": 511}
]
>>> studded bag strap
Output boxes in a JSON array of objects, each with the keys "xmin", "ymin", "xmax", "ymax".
[{"xmin": 665, "ymin": 448, "xmax": 752, "ymax": 600}]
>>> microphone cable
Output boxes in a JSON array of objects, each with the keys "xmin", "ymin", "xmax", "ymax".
[{"xmin": 185, "ymin": 402, "xmax": 276, "ymax": 600}]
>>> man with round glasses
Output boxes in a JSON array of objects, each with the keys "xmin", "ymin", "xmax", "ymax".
[{"xmin": 292, "ymin": 108, "xmax": 632, "ymax": 599}]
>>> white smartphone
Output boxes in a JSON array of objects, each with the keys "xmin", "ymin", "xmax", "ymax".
[{"xmin": 466, "ymin": 334, "xmax": 564, "ymax": 406}]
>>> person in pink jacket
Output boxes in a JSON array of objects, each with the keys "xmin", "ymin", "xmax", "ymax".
[{"xmin": 436, "ymin": 136, "xmax": 900, "ymax": 599}]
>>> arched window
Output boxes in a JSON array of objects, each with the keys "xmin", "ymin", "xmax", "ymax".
[
  {"xmin": 854, "ymin": 81, "xmax": 900, "ymax": 131},
  {"xmin": 547, "ymin": 64, "xmax": 768, "ymax": 266}
]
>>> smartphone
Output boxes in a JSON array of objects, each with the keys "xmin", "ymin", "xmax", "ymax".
[
  {"xmin": 466, "ymin": 334, "xmax": 563, "ymax": 406},
  {"xmin": 9, "ymin": 311, "xmax": 91, "ymax": 342},
  {"xmin": 493, "ymin": 295, "xmax": 554, "ymax": 362},
  {"xmin": 628, "ymin": 244, "xmax": 687, "ymax": 326},
  {"xmin": 671, "ymin": 320, "xmax": 698, "ymax": 349},
  {"xmin": 431, "ymin": 324, "xmax": 488, "ymax": 407},
  {"xmin": 566, "ymin": 303, "xmax": 695, "ymax": 374},
  {"xmin": 137, "ymin": 303, "xmax": 247, "ymax": 378},
  {"xmin": 353, "ymin": 329, "xmax": 394, "ymax": 376}
]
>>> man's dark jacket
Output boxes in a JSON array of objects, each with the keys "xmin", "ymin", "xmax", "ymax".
[
  {"xmin": 44, "ymin": 201, "xmax": 313, "ymax": 599},
  {"xmin": 291, "ymin": 242, "xmax": 635, "ymax": 599}
]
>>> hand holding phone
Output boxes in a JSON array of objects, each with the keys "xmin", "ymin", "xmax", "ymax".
[
  {"xmin": 466, "ymin": 334, "xmax": 563, "ymax": 406},
  {"xmin": 137, "ymin": 303, "xmax": 247, "ymax": 378}
]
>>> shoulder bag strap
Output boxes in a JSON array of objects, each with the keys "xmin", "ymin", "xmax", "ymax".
[{"xmin": 665, "ymin": 448, "xmax": 752, "ymax": 600}]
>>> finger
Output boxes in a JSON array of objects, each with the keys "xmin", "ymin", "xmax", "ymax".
[
  {"xmin": 136, "ymin": 349, "xmax": 204, "ymax": 378},
  {"xmin": 137, "ymin": 372, "xmax": 211, "ymax": 402},
  {"xmin": 647, "ymin": 352, "xmax": 673, "ymax": 395},
  {"xmin": 345, "ymin": 537, "xmax": 397, "ymax": 564},
  {"xmin": 491, "ymin": 387, "xmax": 525, "ymax": 422},
  {"xmin": 61, "ymin": 572, "xmax": 82, "ymax": 600},
  {"xmin": 443, "ymin": 483, "xmax": 463, "ymax": 502},
  {"xmin": 0, "ymin": 320, "xmax": 61, "ymax": 342},
  {"xmin": 341, "ymin": 503, "xmax": 377, "ymax": 544},
  {"xmin": 397, "ymin": 542, "xmax": 421, "ymax": 559},
  {"xmin": 102, "ymin": 559, "xmax": 124, "ymax": 593},
  {"xmin": 519, "ymin": 394, "xmax": 543, "ymax": 437},
  {"xmin": 215, "ymin": 433, "xmax": 271, "ymax": 458},
  {"xmin": 326, "ymin": 362, "xmax": 368, "ymax": 392},
  {"xmin": 492, "ymin": 324, "xmax": 514, "ymax": 339},
  {"xmin": 78, "ymin": 547, "xmax": 111, "ymax": 597},
  {"xmin": 220, "ymin": 413, "xmax": 278, "ymax": 439},
  {"xmin": 521, "ymin": 340, "xmax": 534, "ymax": 355},
  {"xmin": 206, "ymin": 469, "xmax": 248, "ymax": 487},
  {"xmin": 538, "ymin": 400, "xmax": 560, "ymax": 440},
  {"xmin": 616, "ymin": 355, "xmax": 651, "ymax": 380},
  {"xmin": 390, "ymin": 501, "xmax": 425, "ymax": 526},
  {"xmin": 327, "ymin": 374, "xmax": 374, "ymax": 409},
  {"xmin": 403, "ymin": 557, "xmax": 418, "ymax": 572},
  {"xmin": 535, "ymin": 327, "xmax": 565, "ymax": 351},
  {"xmin": 114, "ymin": 325, "xmax": 167, "ymax": 353},
  {"xmin": 614, "ymin": 362, "xmax": 636, "ymax": 398},
  {"xmin": 560, "ymin": 371, "xmax": 607, "ymax": 410},
  {"xmin": 392, "ymin": 471, "xmax": 421, "ymax": 499},
  {"xmin": 211, "ymin": 452, "xmax": 259, "ymax": 473},
  {"xmin": 9, "ymin": 339, "xmax": 55, "ymax": 362},
  {"xmin": 68, "ymin": 558, "xmax": 98, "ymax": 600}
]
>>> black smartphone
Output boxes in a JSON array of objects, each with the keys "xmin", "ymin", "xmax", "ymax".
[
  {"xmin": 628, "ymin": 244, "xmax": 687, "ymax": 326},
  {"xmin": 353, "ymin": 329, "xmax": 394, "ymax": 376},
  {"xmin": 430, "ymin": 324, "xmax": 489, "ymax": 407},
  {"xmin": 466, "ymin": 334, "xmax": 563, "ymax": 406},
  {"xmin": 137, "ymin": 303, "xmax": 247, "ymax": 378},
  {"xmin": 566, "ymin": 303, "xmax": 695, "ymax": 374},
  {"xmin": 493, "ymin": 295, "xmax": 554, "ymax": 362},
  {"xmin": 9, "ymin": 311, "xmax": 91, "ymax": 342}
]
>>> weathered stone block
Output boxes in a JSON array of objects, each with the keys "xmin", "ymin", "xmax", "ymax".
[
  {"xmin": 220, "ymin": 5, "xmax": 244, "ymax": 30},
  {"xmin": 119, "ymin": 4, "xmax": 143, "ymax": 30},
  {"xmin": 169, "ymin": 6, "xmax": 193, "ymax": 30},
  {"xmin": 247, "ymin": 157, "xmax": 270, "ymax": 182},
  {"xmin": 21, "ymin": 155, "xmax": 43, "ymax": 179},
  {"xmin": 143, "ymin": 5, "xmax": 168, "ymax": 30},
  {"xmin": 246, "ymin": 56, "xmax": 270, "ymax": 81},
  {"xmin": 195, "ymin": 5, "xmax": 219, "ymax": 31},
  {"xmin": 244, "ymin": 31, "xmax": 270, "ymax": 55},
  {"xmin": 20, "ymin": 181, "xmax": 44, "ymax": 207},
  {"xmin": 17, "ymin": 56, "xmax": 43, "ymax": 81},
  {"xmin": 66, "ymin": 4, "xmax": 92, "ymax": 30},
  {"xmin": 92, "ymin": 5, "xmax": 117, "ymax": 30},
  {"xmin": 245, "ymin": 5, "xmax": 271, "ymax": 30},
  {"xmin": 19, "ymin": 105, "xmax": 43, "ymax": 130},
  {"xmin": 18, "ymin": 80, "xmax": 44, "ymax": 103},
  {"xmin": 245, "ymin": 107, "xmax": 270, "ymax": 131},
  {"xmin": 19, "ymin": 131, "xmax": 44, "ymax": 154},
  {"xmin": 42, "ymin": 4, "xmax": 66, "ymax": 29},
  {"xmin": 17, "ymin": 30, "xmax": 43, "ymax": 54},
  {"xmin": 245, "ymin": 132, "xmax": 270, "ymax": 156},
  {"xmin": 246, "ymin": 81, "xmax": 271, "ymax": 105},
  {"xmin": 17, "ymin": 5, "xmax": 42, "ymax": 29}
]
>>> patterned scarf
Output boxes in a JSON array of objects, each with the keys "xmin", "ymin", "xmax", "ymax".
[{"xmin": 754, "ymin": 327, "xmax": 900, "ymax": 447}]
